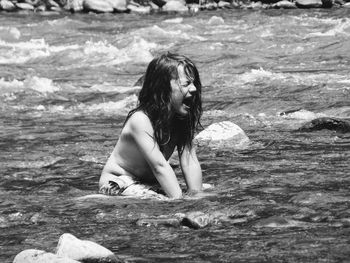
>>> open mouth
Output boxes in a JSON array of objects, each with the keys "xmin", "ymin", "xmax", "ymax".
[{"xmin": 183, "ymin": 97, "xmax": 193, "ymax": 108}]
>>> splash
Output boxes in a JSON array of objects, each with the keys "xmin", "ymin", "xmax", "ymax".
[
  {"xmin": 0, "ymin": 38, "xmax": 50, "ymax": 64},
  {"xmin": 0, "ymin": 26, "xmax": 21, "ymax": 41},
  {"xmin": 307, "ymin": 18, "xmax": 350, "ymax": 37},
  {"xmin": 0, "ymin": 76, "xmax": 59, "ymax": 94},
  {"xmin": 238, "ymin": 68, "xmax": 286, "ymax": 84}
]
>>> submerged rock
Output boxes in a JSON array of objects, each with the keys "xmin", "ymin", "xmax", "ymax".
[
  {"xmin": 181, "ymin": 211, "xmax": 213, "ymax": 229},
  {"xmin": 195, "ymin": 121, "xmax": 250, "ymax": 149},
  {"xmin": 297, "ymin": 117, "xmax": 350, "ymax": 133},
  {"xmin": 56, "ymin": 233, "xmax": 120, "ymax": 263},
  {"xmin": 13, "ymin": 249, "xmax": 79, "ymax": 263},
  {"xmin": 136, "ymin": 216, "xmax": 181, "ymax": 227}
]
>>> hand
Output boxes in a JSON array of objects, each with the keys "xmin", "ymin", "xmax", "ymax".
[{"xmin": 99, "ymin": 181, "xmax": 123, "ymax": 196}]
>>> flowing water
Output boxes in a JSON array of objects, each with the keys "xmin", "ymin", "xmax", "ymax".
[{"xmin": 1, "ymin": 8, "xmax": 350, "ymax": 262}]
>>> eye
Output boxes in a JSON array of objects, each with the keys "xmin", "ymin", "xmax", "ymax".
[{"xmin": 182, "ymin": 81, "xmax": 192, "ymax": 87}]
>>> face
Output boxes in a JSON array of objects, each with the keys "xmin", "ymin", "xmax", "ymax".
[{"xmin": 170, "ymin": 65, "xmax": 197, "ymax": 117}]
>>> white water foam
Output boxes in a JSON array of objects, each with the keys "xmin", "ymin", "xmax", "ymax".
[
  {"xmin": 237, "ymin": 68, "xmax": 350, "ymax": 87},
  {"xmin": 0, "ymin": 26, "xmax": 21, "ymax": 41},
  {"xmin": 133, "ymin": 25, "xmax": 206, "ymax": 41},
  {"xmin": 307, "ymin": 18, "xmax": 350, "ymax": 37},
  {"xmin": 0, "ymin": 38, "xmax": 50, "ymax": 64},
  {"xmin": 0, "ymin": 76, "xmax": 60, "ymax": 94},
  {"xmin": 0, "ymin": 36, "xmax": 157, "ymax": 66}
]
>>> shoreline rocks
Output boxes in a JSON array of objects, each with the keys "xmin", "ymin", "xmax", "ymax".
[{"xmin": 0, "ymin": 0, "xmax": 348, "ymax": 14}]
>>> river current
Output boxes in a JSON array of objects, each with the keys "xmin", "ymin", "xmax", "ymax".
[{"xmin": 1, "ymin": 9, "xmax": 350, "ymax": 262}]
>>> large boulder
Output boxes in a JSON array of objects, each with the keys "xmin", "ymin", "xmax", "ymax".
[
  {"xmin": 56, "ymin": 233, "xmax": 120, "ymax": 263},
  {"xmin": 13, "ymin": 249, "xmax": 79, "ymax": 263},
  {"xmin": 195, "ymin": 121, "xmax": 250, "ymax": 149}
]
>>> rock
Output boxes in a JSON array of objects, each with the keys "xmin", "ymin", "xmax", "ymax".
[
  {"xmin": 272, "ymin": 0, "xmax": 297, "ymax": 8},
  {"xmin": 56, "ymin": 233, "xmax": 120, "ymax": 263},
  {"xmin": 83, "ymin": 0, "xmax": 114, "ymax": 12},
  {"xmin": 207, "ymin": 15, "xmax": 225, "ymax": 25},
  {"xmin": 13, "ymin": 249, "xmax": 79, "ymax": 263},
  {"xmin": 127, "ymin": 3, "xmax": 151, "ymax": 13},
  {"xmin": 35, "ymin": 5, "xmax": 47, "ymax": 11},
  {"xmin": 188, "ymin": 3, "xmax": 200, "ymax": 12},
  {"xmin": 260, "ymin": 0, "xmax": 280, "ymax": 3},
  {"xmin": 162, "ymin": 0, "xmax": 188, "ymax": 12},
  {"xmin": 297, "ymin": 117, "xmax": 350, "ymax": 133},
  {"xmin": 48, "ymin": 0, "xmax": 60, "ymax": 7},
  {"xmin": 195, "ymin": 121, "xmax": 250, "ymax": 148},
  {"xmin": 149, "ymin": 1, "xmax": 160, "ymax": 9},
  {"xmin": 217, "ymin": 0, "xmax": 231, "ymax": 8},
  {"xmin": 106, "ymin": 0, "xmax": 128, "ymax": 11},
  {"xmin": 152, "ymin": 0, "xmax": 166, "ymax": 7},
  {"xmin": 321, "ymin": 0, "xmax": 333, "ymax": 7},
  {"xmin": 0, "ymin": 0, "xmax": 16, "ymax": 11},
  {"xmin": 181, "ymin": 211, "xmax": 212, "ymax": 229},
  {"xmin": 16, "ymin": 2, "xmax": 35, "ymax": 10},
  {"xmin": 295, "ymin": 0, "xmax": 323, "ymax": 8},
  {"xmin": 136, "ymin": 216, "xmax": 181, "ymax": 227},
  {"xmin": 64, "ymin": 0, "xmax": 83, "ymax": 11}
]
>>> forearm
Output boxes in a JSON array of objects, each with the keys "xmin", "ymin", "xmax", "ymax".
[
  {"xmin": 153, "ymin": 163, "xmax": 182, "ymax": 198},
  {"xmin": 182, "ymin": 160, "xmax": 202, "ymax": 192}
]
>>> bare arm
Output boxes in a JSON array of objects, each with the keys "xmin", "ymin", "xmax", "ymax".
[
  {"xmin": 127, "ymin": 112, "xmax": 182, "ymax": 198},
  {"xmin": 179, "ymin": 144, "xmax": 202, "ymax": 193}
]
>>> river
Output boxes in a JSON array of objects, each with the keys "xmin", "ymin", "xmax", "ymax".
[{"xmin": 0, "ymin": 8, "xmax": 350, "ymax": 262}]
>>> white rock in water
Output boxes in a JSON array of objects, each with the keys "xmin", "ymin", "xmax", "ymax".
[
  {"xmin": 13, "ymin": 249, "xmax": 79, "ymax": 263},
  {"xmin": 195, "ymin": 121, "xmax": 249, "ymax": 148},
  {"xmin": 162, "ymin": 0, "xmax": 188, "ymax": 12},
  {"xmin": 56, "ymin": 233, "xmax": 119, "ymax": 262}
]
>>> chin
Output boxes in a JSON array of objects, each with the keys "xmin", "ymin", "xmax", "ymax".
[{"xmin": 175, "ymin": 111, "xmax": 189, "ymax": 118}]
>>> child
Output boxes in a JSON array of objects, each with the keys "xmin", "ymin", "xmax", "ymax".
[{"xmin": 99, "ymin": 53, "xmax": 203, "ymax": 199}]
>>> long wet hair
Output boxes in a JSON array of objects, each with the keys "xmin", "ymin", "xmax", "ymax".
[{"xmin": 125, "ymin": 53, "xmax": 202, "ymax": 154}]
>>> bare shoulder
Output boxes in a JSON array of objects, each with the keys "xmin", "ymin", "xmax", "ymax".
[{"xmin": 125, "ymin": 111, "xmax": 153, "ymax": 134}]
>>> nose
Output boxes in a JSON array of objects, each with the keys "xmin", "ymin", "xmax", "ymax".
[{"xmin": 188, "ymin": 83, "xmax": 197, "ymax": 93}]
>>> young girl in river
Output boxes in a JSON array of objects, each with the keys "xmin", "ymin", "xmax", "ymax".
[{"xmin": 99, "ymin": 53, "xmax": 203, "ymax": 199}]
